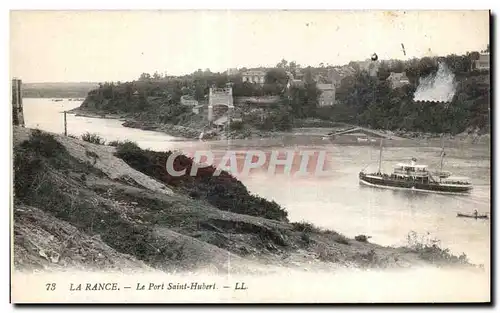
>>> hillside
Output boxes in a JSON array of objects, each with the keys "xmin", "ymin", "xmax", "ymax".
[
  {"xmin": 12, "ymin": 127, "xmax": 477, "ymax": 273},
  {"xmin": 72, "ymin": 54, "xmax": 490, "ymax": 140}
]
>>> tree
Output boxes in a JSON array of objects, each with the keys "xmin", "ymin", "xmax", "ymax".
[
  {"xmin": 390, "ymin": 60, "xmax": 405, "ymax": 73},
  {"xmin": 286, "ymin": 68, "xmax": 320, "ymax": 119},
  {"xmin": 468, "ymin": 51, "xmax": 480, "ymax": 61},
  {"xmin": 289, "ymin": 61, "xmax": 297, "ymax": 76},
  {"xmin": 138, "ymin": 73, "xmax": 151, "ymax": 81},
  {"xmin": 377, "ymin": 61, "xmax": 391, "ymax": 80},
  {"xmin": 152, "ymin": 71, "xmax": 161, "ymax": 80},
  {"xmin": 276, "ymin": 59, "xmax": 288, "ymax": 69},
  {"xmin": 264, "ymin": 68, "xmax": 289, "ymax": 94}
]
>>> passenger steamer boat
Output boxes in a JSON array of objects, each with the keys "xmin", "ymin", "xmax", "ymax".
[{"xmin": 359, "ymin": 139, "xmax": 473, "ymax": 194}]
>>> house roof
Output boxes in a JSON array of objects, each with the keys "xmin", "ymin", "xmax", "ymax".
[
  {"xmin": 328, "ymin": 68, "xmax": 343, "ymax": 81},
  {"xmin": 242, "ymin": 70, "xmax": 266, "ymax": 76},
  {"xmin": 289, "ymin": 79, "xmax": 305, "ymax": 87},
  {"xmin": 478, "ymin": 53, "xmax": 490, "ymax": 61},
  {"xmin": 387, "ymin": 72, "xmax": 409, "ymax": 80},
  {"xmin": 328, "ymin": 66, "xmax": 356, "ymax": 82}
]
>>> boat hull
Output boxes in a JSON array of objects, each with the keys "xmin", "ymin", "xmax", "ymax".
[{"xmin": 359, "ymin": 172, "xmax": 473, "ymax": 195}]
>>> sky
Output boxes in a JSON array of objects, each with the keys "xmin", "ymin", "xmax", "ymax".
[{"xmin": 10, "ymin": 10, "xmax": 490, "ymax": 83}]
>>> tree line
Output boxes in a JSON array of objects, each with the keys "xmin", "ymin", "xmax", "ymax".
[{"xmin": 328, "ymin": 51, "xmax": 490, "ymax": 134}]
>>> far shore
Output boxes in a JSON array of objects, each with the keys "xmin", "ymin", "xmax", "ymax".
[{"xmin": 66, "ymin": 108, "xmax": 490, "ymax": 147}]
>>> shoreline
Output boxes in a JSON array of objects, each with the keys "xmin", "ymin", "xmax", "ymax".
[{"xmin": 67, "ymin": 108, "xmax": 290, "ymax": 141}]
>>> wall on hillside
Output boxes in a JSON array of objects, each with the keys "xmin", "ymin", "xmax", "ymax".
[{"xmin": 234, "ymin": 96, "xmax": 280, "ymax": 105}]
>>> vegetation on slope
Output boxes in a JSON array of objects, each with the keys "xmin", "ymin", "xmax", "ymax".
[
  {"xmin": 13, "ymin": 130, "xmax": 159, "ymax": 262},
  {"xmin": 330, "ymin": 60, "xmax": 490, "ymax": 134},
  {"xmin": 113, "ymin": 140, "xmax": 288, "ymax": 221}
]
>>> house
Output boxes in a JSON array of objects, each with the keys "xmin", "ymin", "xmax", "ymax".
[
  {"xmin": 327, "ymin": 66, "xmax": 356, "ymax": 87},
  {"xmin": 328, "ymin": 68, "xmax": 343, "ymax": 87},
  {"xmin": 242, "ymin": 70, "xmax": 266, "ymax": 85},
  {"xmin": 213, "ymin": 115, "xmax": 229, "ymax": 131},
  {"xmin": 387, "ymin": 72, "xmax": 410, "ymax": 89},
  {"xmin": 474, "ymin": 52, "xmax": 490, "ymax": 70},
  {"xmin": 294, "ymin": 70, "xmax": 305, "ymax": 80},
  {"xmin": 287, "ymin": 79, "xmax": 305, "ymax": 89},
  {"xmin": 317, "ymin": 84, "xmax": 336, "ymax": 107},
  {"xmin": 192, "ymin": 104, "xmax": 204, "ymax": 114}
]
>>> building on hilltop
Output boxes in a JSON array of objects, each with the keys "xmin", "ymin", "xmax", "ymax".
[
  {"xmin": 287, "ymin": 79, "xmax": 305, "ymax": 89},
  {"xmin": 294, "ymin": 70, "xmax": 305, "ymax": 81},
  {"xmin": 474, "ymin": 52, "xmax": 490, "ymax": 70},
  {"xmin": 327, "ymin": 68, "xmax": 343, "ymax": 87},
  {"xmin": 242, "ymin": 70, "xmax": 266, "ymax": 85},
  {"xmin": 317, "ymin": 84, "xmax": 336, "ymax": 107},
  {"xmin": 387, "ymin": 72, "xmax": 410, "ymax": 89},
  {"xmin": 180, "ymin": 95, "xmax": 199, "ymax": 107}
]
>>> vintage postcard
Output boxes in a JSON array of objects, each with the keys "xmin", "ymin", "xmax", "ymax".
[{"xmin": 10, "ymin": 10, "xmax": 491, "ymax": 303}]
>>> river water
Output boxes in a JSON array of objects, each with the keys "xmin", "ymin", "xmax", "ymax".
[{"xmin": 22, "ymin": 98, "xmax": 491, "ymax": 267}]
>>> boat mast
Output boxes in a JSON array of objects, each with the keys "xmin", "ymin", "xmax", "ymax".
[
  {"xmin": 378, "ymin": 138, "xmax": 383, "ymax": 174},
  {"xmin": 440, "ymin": 134, "xmax": 445, "ymax": 172},
  {"xmin": 438, "ymin": 134, "xmax": 446, "ymax": 182}
]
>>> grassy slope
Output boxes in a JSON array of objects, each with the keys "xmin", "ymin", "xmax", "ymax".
[{"xmin": 12, "ymin": 127, "xmax": 474, "ymax": 273}]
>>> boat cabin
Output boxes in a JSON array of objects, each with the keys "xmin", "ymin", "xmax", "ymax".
[
  {"xmin": 393, "ymin": 163, "xmax": 428, "ymax": 175},
  {"xmin": 391, "ymin": 160, "xmax": 431, "ymax": 182}
]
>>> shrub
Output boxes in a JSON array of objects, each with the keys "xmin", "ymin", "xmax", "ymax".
[
  {"xmin": 355, "ymin": 235, "xmax": 370, "ymax": 243},
  {"xmin": 20, "ymin": 130, "xmax": 66, "ymax": 159},
  {"xmin": 114, "ymin": 144, "xmax": 289, "ymax": 221},
  {"xmin": 333, "ymin": 235, "xmax": 350, "ymax": 245},
  {"xmin": 115, "ymin": 140, "xmax": 141, "ymax": 153},
  {"xmin": 405, "ymin": 231, "xmax": 469, "ymax": 265},
  {"xmin": 291, "ymin": 221, "xmax": 320, "ymax": 233},
  {"xmin": 301, "ymin": 232, "xmax": 312, "ymax": 245},
  {"xmin": 107, "ymin": 140, "xmax": 121, "ymax": 147},
  {"xmin": 81, "ymin": 132, "xmax": 106, "ymax": 145},
  {"xmin": 229, "ymin": 121, "xmax": 244, "ymax": 131}
]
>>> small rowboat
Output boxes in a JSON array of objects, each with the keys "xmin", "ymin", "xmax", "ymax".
[{"xmin": 457, "ymin": 213, "xmax": 489, "ymax": 219}]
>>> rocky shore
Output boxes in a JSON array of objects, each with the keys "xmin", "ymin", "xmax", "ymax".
[
  {"xmin": 68, "ymin": 108, "xmax": 490, "ymax": 145},
  {"xmin": 13, "ymin": 126, "xmax": 482, "ymax": 274}
]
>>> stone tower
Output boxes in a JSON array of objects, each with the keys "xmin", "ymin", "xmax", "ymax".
[{"xmin": 12, "ymin": 78, "xmax": 25, "ymax": 127}]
